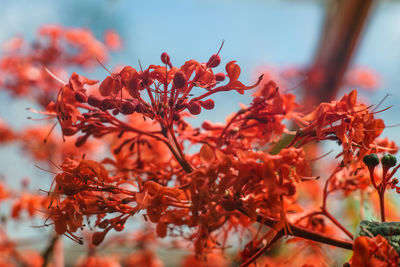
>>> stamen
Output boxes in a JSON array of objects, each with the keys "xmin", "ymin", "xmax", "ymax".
[
  {"xmin": 309, "ymin": 150, "xmax": 333, "ymax": 162},
  {"xmin": 49, "ymin": 159, "xmax": 63, "ymax": 172},
  {"xmin": 300, "ymin": 176, "xmax": 320, "ymax": 181},
  {"xmin": 216, "ymin": 39, "xmax": 225, "ymax": 55},
  {"xmin": 370, "ymin": 105, "xmax": 392, "ymax": 115},
  {"xmin": 283, "ymin": 76, "xmax": 309, "ymax": 94},
  {"xmin": 26, "ymin": 107, "xmax": 54, "ymax": 116},
  {"xmin": 372, "ymin": 93, "xmax": 390, "ymax": 112},
  {"xmin": 34, "ymin": 164, "xmax": 58, "ymax": 174},
  {"xmin": 95, "ymin": 57, "xmax": 112, "ymax": 75},
  {"xmin": 43, "ymin": 122, "xmax": 58, "ymax": 143},
  {"xmin": 44, "ymin": 67, "xmax": 66, "ymax": 85},
  {"xmin": 138, "ymin": 59, "xmax": 143, "ymax": 72},
  {"xmin": 384, "ymin": 123, "xmax": 400, "ymax": 128},
  {"xmin": 27, "ymin": 116, "xmax": 54, "ymax": 121}
]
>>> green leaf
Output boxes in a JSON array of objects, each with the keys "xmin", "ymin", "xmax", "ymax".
[{"xmin": 357, "ymin": 220, "xmax": 400, "ymax": 255}]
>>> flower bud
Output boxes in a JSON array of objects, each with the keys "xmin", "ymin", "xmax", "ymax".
[
  {"xmin": 221, "ymin": 198, "xmax": 236, "ymax": 211},
  {"xmin": 62, "ymin": 185, "xmax": 82, "ymax": 196},
  {"xmin": 215, "ymin": 72, "xmax": 225, "ymax": 81},
  {"xmin": 62, "ymin": 126, "xmax": 78, "ymax": 136},
  {"xmin": 156, "ymin": 222, "xmax": 167, "ymax": 238},
  {"xmin": 75, "ymin": 135, "xmax": 88, "ymax": 147},
  {"xmin": 100, "ymin": 98, "xmax": 116, "ymax": 110},
  {"xmin": 98, "ymin": 220, "xmax": 109, "ymax": 229},
  {"xmin": 87, "ymin": 95, "xmax": 102, "ymax": 107},
  {"xmin": 114, "ymin": 223, "xmax": 124, "ymax": 232},
  {"xmin": 173, "ymin": 71, "xmax": 187, "ymax": 89},
  {"xmin": 206, "ymin": 54, "xmax": 221, "ymax": 68},
  {"xmin": 135, "ymin": 104, "xmax": 143, "ymax": 113},
  {"xmin": 92, "ymin": 231, "xmax": 106, "ymax": 246},
  {"xmin": 381, "ymin": 154, "xmax": 397, "ymax": 167},
  {"xmin": 363, "ymin": 154, "xmax": 379, "ymax": 167},
  {"xmin": 120, "ymin": 101, "xmax": 136, "ymax": 115},
  {"xmin": 199, "ymin": 99, "xmax": 215, "ymax": 110},
  {"xmin": 202, "ymin": 121, "xmax": 214, "ymax": 130},
  {"xmin": 161, "ymin": 52, "xmax": 170, "ymax": 65},
  {"xmin": 188, "ymin": 102, "xmax": 201, "ymax": 115},
  {"xmin": 74, "ymin": 90, "xmax": 87, "ymax": 103}
]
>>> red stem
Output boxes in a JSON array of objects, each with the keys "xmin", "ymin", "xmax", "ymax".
[
  {"xmin": 379, "ymin": 190, "xmax": 385, "ymax": 222},
  {"xmin": 319, "ymin": 166, "xmax": 354, "ymax": 239},
  {"xmin": 378, "ymin": 166, "xmax": 389, "ymax": 222},
  {"xmin": 322, "ymin": 209, "xmax": 354, "ymax": 239},
  {"xmin": 368, "ymin": 166, "xmax": 378, "ymax": 190},
  {"xmin": 109, "ymin": 114, "xmax": 192, "ymax": 172}
]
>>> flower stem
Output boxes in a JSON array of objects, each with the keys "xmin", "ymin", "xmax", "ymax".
[
  {"xmin": 379, "ymin": 190, "xmax": 385, "ymax": 222},
  {"xmin": 323, "ymin": 209, "xmax": 354, "ymax": 239}
]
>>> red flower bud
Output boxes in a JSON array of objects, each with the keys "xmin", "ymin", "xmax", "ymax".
[
  {"xmin": 120, "ymin": 101, "xmax": 136, "ymax": 115},
  {"xmin": 156, "ymin": 222, "xmax": 167, "ymax": 238},
  {"xmin": 199, "ymin": 99, "xmax": 214, "ymax": 110},
  {"xmin": 215, "ymin": 72, "xmax": 225, "ymax": 81},
  {"xmin": 74, "ymin": 90, "xmax": 87, "ymax": 103},
  {"xmin": 173, "ymin": 71, "xmax": 187, "ymax": 89},
  {"xmin": 62, "ymin": 126, "xmax": 78, "ymax": 136},
  {"xmin": 92, "ymin": 231, "xmax": 106, "ymax": 246},
  {"xmin": 62, "ymin": 185, "xmax": 82, "ymax": 195},
  {"xmin": 114, "ymin": 223, "xmax": 124, "ymax": 232},
  {"xmin": 188, "ymin": 102, "xmax": 201, "ymax": 115},
  {"xmin": 75, "ymin": 135, "xmax": 88, "ymax": 147},
  {"xmin": 161, "ymin": 52, "xmax": 171, "ymax": 66},
  {"xmin": 87, "ymin": 95, "xmax": 102, "ymax": 107},
  {"xmin": 100, "ymin": 98, "xmax": 116, "ymax": 110},
  {"xmin": 221, "ymin": 199, "xmax": 236, "ymax": 211},
  {"xmin": 206, "ymin": 54, "xmax": 221, "ymax": 68},
  {"xmin": 202, "ymin": 121, "xmax": 214, "ymax": 130}
]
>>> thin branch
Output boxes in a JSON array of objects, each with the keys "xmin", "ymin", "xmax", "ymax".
[
  {"xmin": 237, "ymin": 205, "xmax": 353, "ymax": 250},
  {"xmin": 41, "ymin": 234, "xmax": 59, "ymax": 267}
]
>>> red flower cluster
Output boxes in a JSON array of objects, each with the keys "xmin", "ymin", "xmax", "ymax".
[{"xmin": 1, "ymin": 25, "xmax": 400, "ymax": 266}]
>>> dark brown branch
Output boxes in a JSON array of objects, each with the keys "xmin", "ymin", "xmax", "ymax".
[
  {"xmin": 239, "ymin": 232, "xmax": 284, "ymax": 267},
  {"xmin": 304, "ymin": 0, "xmax": 374, "ymax": 106},
  {"xmin": 41, "ymin": 234, "xmax": 58, "ymax": 267},
  {"xmin": 237, "ymin": 205, "xmax": 353, "ymax": 251}
]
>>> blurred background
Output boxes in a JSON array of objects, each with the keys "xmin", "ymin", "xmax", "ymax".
[{"xmin": 0, "ymin": 0, "xmax": 400, "ymax": 265}]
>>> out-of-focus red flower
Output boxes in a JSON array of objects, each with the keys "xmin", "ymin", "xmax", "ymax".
[
  {"xmin": 123, "ymin": 249, "xmax": 164, "ymax": 267},
  {"xmin": 75, "ymin": 255, "xmax": 121, "ymax": 267},
  {"xmin": 345, "ymin": 67, "xmax": 380, "ymax": 91},
  {"xmin": 0, "ymin": 119, "xmax": 15, "ymax": 143},
  {"xmin": 181, "ymin": 252, "xmax": 228, "ymax": 267},
  {"xmin": 19, "ymin": 250, "xmax": 44, "ymax": 267},
  {"xmin": 104, "ymin": 30, "xmax": 122, "ymax": 51},
  {"xmin": 11, "ymin": 194, "xmax": 48, "ymax": 219}
]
